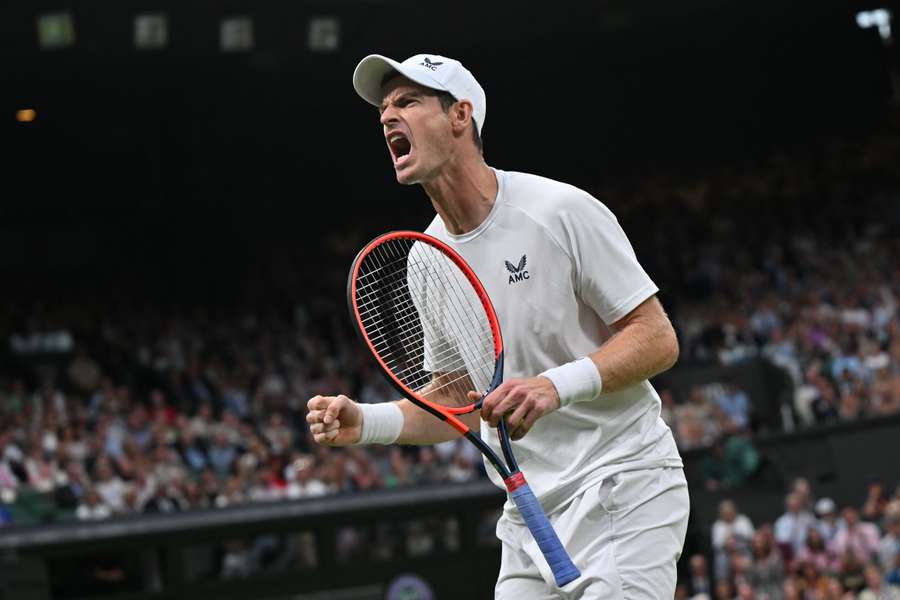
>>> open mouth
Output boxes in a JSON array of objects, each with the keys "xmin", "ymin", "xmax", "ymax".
[{"xmin": 387, "ymin": 132, "xmax": 412, "ymax": 166}]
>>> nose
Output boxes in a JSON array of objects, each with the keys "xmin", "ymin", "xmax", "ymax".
[{"xmin": 380, "ymin": 105, "xmax": 398, "ymax": 128}]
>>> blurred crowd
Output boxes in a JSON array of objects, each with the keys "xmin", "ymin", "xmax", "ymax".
[
  {"xmin": 0, "ymin": 320, "xmax": 486, "ymax": 523},
  {"xmin": 623, "ymin": 128, "xmax": 900, "ymax": 450},
  {"xmin": 678, "ymin": 477, "xmax": 900, "ymax": 600},
  {"xmin": 1, "ymin": 121, "xmax": 899, "ymax": 527}
]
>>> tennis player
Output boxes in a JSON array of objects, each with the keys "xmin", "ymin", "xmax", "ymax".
[{"xmin": 306, "ymin": 53, "xmax": 689, "ymax": 598}]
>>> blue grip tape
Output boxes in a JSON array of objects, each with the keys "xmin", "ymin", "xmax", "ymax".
[{"xmin": 509, "ymin": 483, "xmax": 581, "ymax": 587}]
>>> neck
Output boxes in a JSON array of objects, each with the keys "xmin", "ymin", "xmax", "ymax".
[{"xmin": 422, "ymin": 154, "xmax": 497, "ymax": 235}]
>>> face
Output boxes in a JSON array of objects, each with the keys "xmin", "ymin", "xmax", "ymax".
[
  {"xmin": 721, "ymin": 501, "xmax": 736, "ymax": 521},
  {"xmin": 689, "ymin": 555, "xmax": 706, "ymax": 574},
  {"xmin": 807, "ymin": 527, "xmax": 823, "ymax": 548},
  {"xmin": 379, "ymin": 76, "xmax": 457, "ymax": 185},
  {"xmin": 864, "ymin": 565, "xmax": 881, "ymax": 589}
]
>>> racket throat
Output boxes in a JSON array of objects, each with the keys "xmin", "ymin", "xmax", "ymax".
[
  {"xmin": 503, "ymin": 472, "xmax": 527, "ymax": 493},
  {"xmin": 463, "ymin": 430, "xmax": 510, "ymax": 479}
]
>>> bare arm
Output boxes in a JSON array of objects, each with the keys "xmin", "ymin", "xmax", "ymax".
[
  {"xmin": 588, "ymin": 295, "xmax": 679, "ymax": 392},
  {"xmin": 481, "ymin": 295, "xmax": 678, "ymax": 439},
  {"xmin": 307, "ymin": 371, "xmax": 479, "ymax": 447},
  {"xmin": 396, "ymin": 371, "xmax": 480, "ymax": 444},
  {"xmin": 394, "ymin": 399, "xmax": 478, "ymax": 443}
]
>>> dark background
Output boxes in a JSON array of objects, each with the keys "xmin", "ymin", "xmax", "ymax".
[{"xmin": 1, "ymin": 0, "xmax": 896, "ymax": 309}]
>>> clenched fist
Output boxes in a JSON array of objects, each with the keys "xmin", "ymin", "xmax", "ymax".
[{"xmin": 306, "ymin": 395, "xmax": 363, "ymax": 446}]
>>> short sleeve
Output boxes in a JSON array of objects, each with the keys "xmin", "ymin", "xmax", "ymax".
[{"xmin": 556, "ymin": 193, "xmax": 658, "ymax": 325}]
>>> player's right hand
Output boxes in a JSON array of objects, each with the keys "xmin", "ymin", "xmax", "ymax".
[{"xmin": 306, "ymin": 395, "xmax": 363, "ymax": 446}]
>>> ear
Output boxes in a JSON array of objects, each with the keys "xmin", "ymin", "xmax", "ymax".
[{"xmin": 449, "ymin": 99, "xmax": 474, "ymax": 136}]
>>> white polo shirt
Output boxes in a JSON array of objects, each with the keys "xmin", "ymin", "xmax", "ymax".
[{"xmin": 424, "ymin": 168, "xmax": 683, "ymax": 517}]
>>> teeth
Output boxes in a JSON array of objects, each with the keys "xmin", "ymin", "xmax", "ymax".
[{"xmin": 390, "ymin": 135, "xmax": 403, "ymax": 143}]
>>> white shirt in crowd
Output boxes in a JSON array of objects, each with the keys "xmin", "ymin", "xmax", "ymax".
[
  {"xmin": 713, "ymin": 514, "xmax": 756, "ymax": 550},
  {"xmin": 96, "ymin": 477, "xmax": 130, "ymax": 513},
  {"xmin": 76, "ymin": 502, "xmax": 112, "ymax": 521}
]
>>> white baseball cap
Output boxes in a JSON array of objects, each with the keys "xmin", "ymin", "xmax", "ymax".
[
  {"xmin": 352, "ymin": 53, "xmax": 486, "ymax": 135},
  {"xmin": 815, "ymin": 497, "xmax": 836, "ymax": 515}
]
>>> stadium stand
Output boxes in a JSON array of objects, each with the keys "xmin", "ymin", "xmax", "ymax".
[{"xmin": 1, "ymin": 103, "xmax": 898, "ymax": 599}]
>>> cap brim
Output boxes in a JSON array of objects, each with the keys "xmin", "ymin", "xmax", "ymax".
[
  {"xmin": 352, "ymin": 54, "xmax": 449, "ymax": 107},
  {"xmin": 353, "ymin": 55, "xmax": 403, "ymax": 107}
]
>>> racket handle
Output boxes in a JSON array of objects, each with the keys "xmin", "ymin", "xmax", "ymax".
[{"xmin": 505, "ymin": 473, "xmax": 581, "ymax": 587}]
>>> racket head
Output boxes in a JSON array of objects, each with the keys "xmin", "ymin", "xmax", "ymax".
[{"xmin": 347, "ymin": 231, "xmax": 504, "ymax": 427}]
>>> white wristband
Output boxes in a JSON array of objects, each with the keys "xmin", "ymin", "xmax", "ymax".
[
  {"xmin": 539, "ymin": 357, "xmax": 603, "ymax": 408},
  {"xmin": 357, "ymin": 402, "xmax": 404, "ymax": 445}
]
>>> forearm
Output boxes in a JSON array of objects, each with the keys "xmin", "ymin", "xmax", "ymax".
[
  {"xmin": 589, "ymin": 303, "xmax": 679, "ymax": 394},
  {"xmin": 395, "ymin": 399, "xmax": 480, "ymax": 444}
]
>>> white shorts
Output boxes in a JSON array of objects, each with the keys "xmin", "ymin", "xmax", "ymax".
[{"xmin": 495, "ymin": 467, "xmax": 690, "ymax": 599}]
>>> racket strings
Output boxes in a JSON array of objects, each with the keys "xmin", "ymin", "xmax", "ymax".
[
  {"xmin": 362, "ymin": 239, "xmax": 491, "ymax": 399},
  {"xmin": 359, "ymin": 242, "xmax": 470, "ymax": 368},
  {"xmin": 354, "ymin": 238, "xmax": 496, "ymax": 408},
  {"xmin": 379, "ymin": 240, "xmax": 495, "ymax": 395},
  {"xmin": 358, "ymin": 289, "xmax": 494, "ymax": 383}
]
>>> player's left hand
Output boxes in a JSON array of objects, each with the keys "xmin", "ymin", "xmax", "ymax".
[{"xmin": 473, "ymin": 377, "xmax": 561, "ymax": 441}]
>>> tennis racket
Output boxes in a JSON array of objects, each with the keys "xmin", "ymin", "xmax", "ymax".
[{"xmin": 347, "ymin": 230, "xmax": 580, "ymax": 587}]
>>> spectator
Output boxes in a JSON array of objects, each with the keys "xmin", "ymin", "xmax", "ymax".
[
  {"xmin": 94, "ymin": 456, "xmax": 129, "ymax": 514},
  {"xmin": 446, "ymin": 448, "xmax": 477, "ymax": 484},
  {"xmin": 712, "ymin": 499, "xmax": 755, "ymax": 580},
  {"xmin": 676, "ymin": 386, "xmax": 717, "ymax": 450},
  {"xmin": 880, "ymin": 503, "xmax": 900, "ymax": 575},
  {"xmin": 822, "ymin": 576, "xmax": 847, "ymax": 600},
  {"xmin": 795, "ymin": 526, "xmax": 833, "ymax": 574},
  {"xmin": 830, "ymin": 506, "xmax": 882, "ymax": 568},
  {"xmin": 859, "ymin": 563, "xmax": 900, "ymax": 600},
  {"xmin": 148, "ymin": 389, "xmax": 177, "ymax": 426},
  {"xmin": 410, "ymin": 447, "xmax": 446, "ymax": 486},
  {"xmin": 76, "ymin": 488, "xmax": 112, "ymax": 521},
  {"xmin": 54, "ymin": 460, "xmax": 88, "ymax": 510},
  {"xmin": 783, "ymin": 576, "xmax": 802, "ymax": 600},
  {"xmin": 791, "ymin": 477, "xmax": 815, "ymax": 513},
  {"xmin": 177, "ymin": 429, "xmax": 208, "ymax": 474},
  {"xmin": 24, "ymin": 444, "xmax": 56, "ymax": 494},
  {"xmin": 144, "ymin": 483, "xmax": 184, "ymax": 514},
  {"xmin": 797, "ymin": 559, "xmax": 830, "ymax": 599},
  {"xmin": 346, "ymin": 448, "xmax": 380, "ymax": 493},
  {"xmin": 261, "ymin": 413, "xmax": 293, "ymax": 457},
  {"xmin": 715, "ymin": 381, "xmax": 751, "ymax": 432},
  {"xmin": 208, "ymin": 431, "xmax": 237, "ymax": 478},
  {"xmin": 284, "ymin": 454, "xmax": 328, "ymax": 499},
  {"xmin": 0, "ymin": 454, "xmax": 20, "ymax": 495},
  {"xmin": 735, "ymin": 581, "xmax": 756, "ymax": 600},
  {"xmin": 59, "ymin": 424, "xmax": 89, "ymax": 465},
  {"xmin": 837, "ymin": 549, "xmax": 867, "ymax": 595},
  {"xmin": 775, "ymin": 492, "xmax": 816, "ymax": 557},
  {"xmin": 747, "ymin": 529, "xmax": 786, "ymax": 599},
  {"xmin": 220, "ymin": 375, "xmax": 250, "ymax": 419},
  {"xmin": 686, "ymin": 553, "xmax": 712, "ymax": 598},
  {"xmin": 188, "ymin": 403, "xmax": 214, "ymax": 442},
  {"xmin": 214, "ymin": 476, "xmax": 245, "ymax": 508},
  {"xmin": 713, "ymin": 579, "xmax": 733, "ymax": 600},
  {"xmin": 731, "ymin": 552, "xmax": 753, "ymax": 591},
  {"xmin": 816, "ymin": 497, "xmax": 844, "ymax": 544},
  {"xmin": 702, "ymin": 433, "xmax": 759, "ymax": 492},
  {"xmin": 862, "ymin": 478, "xmax": 890, "ymax": 523},
  {"xmin": 177, "ymin": 479, "xmax": 204, "ymax": 510}
]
